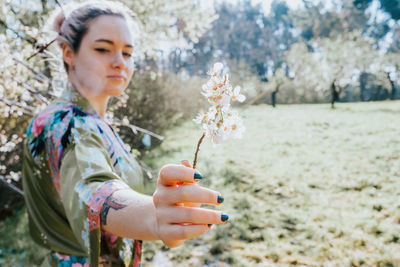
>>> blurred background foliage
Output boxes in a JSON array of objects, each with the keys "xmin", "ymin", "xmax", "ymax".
[{"xmin": 0, "ymin": 0, "xmax": 400, "ymax": 265}]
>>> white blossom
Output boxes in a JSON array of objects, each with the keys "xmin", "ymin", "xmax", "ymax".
[
  {"xmin": 194, "ymin": 62, "xmax": 246, "ymax": 145},
  {"xmin": 231, "ymin": 86, "xmax": 246, "ymax": 102}
]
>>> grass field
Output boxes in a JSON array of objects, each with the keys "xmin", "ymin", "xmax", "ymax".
[
  {"xmin": 1, "ymin": 101, "xmax": 400, "ymax": 266},
  {"xmin": 143, "ymin": 101, "xmax": 400, "ymax": 266}
]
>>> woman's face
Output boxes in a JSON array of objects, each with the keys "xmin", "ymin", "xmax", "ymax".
[{"xmin": 66, "ymin": 15, "xmax": 134, "ymax": 97}]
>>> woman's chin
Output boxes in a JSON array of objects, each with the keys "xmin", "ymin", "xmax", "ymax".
[{"xmin": 107, "ymin": 86, "xmax": 126, "ymax": 96}]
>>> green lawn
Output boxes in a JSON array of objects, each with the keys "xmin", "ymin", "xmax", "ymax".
[
  {"xmin": 143, "ymin": 101, "xmax": 400, "ymax": 266},
  {"xmin": 2, "ymin": 101, "xmax": 400, "ymax": 266}
]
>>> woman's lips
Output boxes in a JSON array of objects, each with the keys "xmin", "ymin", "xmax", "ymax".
[{"xmin": 107, "ymin": 75, "xmax": 125, "ymax": 81}]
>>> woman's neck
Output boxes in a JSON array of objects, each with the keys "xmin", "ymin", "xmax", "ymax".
[
  {"xmin": 68, "ymin": 78, "xmax": 109, "ymax": 118},
  {"xmin": 85, "ymin": 94, "xmax": 109, "ymax": 118}
]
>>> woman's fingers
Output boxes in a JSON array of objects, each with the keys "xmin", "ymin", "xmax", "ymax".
[
  {"xmin": 183, "ymin": 202, "xmax": 201, "ymax": 207},
  {"xmin": 162, "ymin": 224, "xmax": 211, "ymax": 241},
  {"xmin": 158, "ymin": 164, "xmax": 202, "ymax": 186},
  {"xmin": 159, "ymin": 184, "xmax": 223, "ymax": 205},
  {"xmin": 155, "ymin": 162, "xmax": 228, "ymax": 248},
  {"xmin": 180, "ymin": 160, "xmax": 201, "ymax": 207},
  {"xmin": 162, "ymin": 239, "xmax": 185, "ymax": 248},
  {"xmin": 160, "ymin": 206, "xmax": 228, "ymax": 225},
  {"xmin": 179, "ymin": 160, "xmax": 196, "ymax": 186}
]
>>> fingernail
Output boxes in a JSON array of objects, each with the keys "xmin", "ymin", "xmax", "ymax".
[
  {"xmin": 208, "ymin": 224, "xmax": 212, "ymax": 228},
  {"xmin": 194, "ymin": 173, "xmax": 203, "ymax": 180},
  {"xmin": 217, "ymin": 195, "xmax": 224, "ymax": 204},
  {"xmin": 221, "ymin": 214, "xmax": 229, "ymax": 222},
  {"xmin": 181, "ymin": 160, "xmax": 190, "ymax": 165}
]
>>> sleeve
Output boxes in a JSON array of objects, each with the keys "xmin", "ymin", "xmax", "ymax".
[{"xmin": 46, "ymin": 110, "xmax": 134, "ymax": 265}]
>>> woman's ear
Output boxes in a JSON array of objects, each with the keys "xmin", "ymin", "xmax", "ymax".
[{"xmin": 62, "ymin": 44, "xmax": 75, "ymax": 69}]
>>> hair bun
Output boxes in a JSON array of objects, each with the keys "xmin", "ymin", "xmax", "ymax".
[{"xmin": 53, "ymin": 11, "xmax": 66, "ymax": 33}]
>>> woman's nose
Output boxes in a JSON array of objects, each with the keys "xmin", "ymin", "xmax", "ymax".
[{"xmin": 111, "ymin": 52, "xmax": 126, "ymax": 69}]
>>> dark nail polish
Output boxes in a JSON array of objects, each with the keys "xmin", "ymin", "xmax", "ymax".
[
  {"xmin": 208, "ymin": 224, "xmax": 212, "ymax": 228},
  {"xmin": 221, "ymin": 214, "xmax": 229, "ymax": 222},
  {"xmin": 194, "ymin": 173, "xmax": 203, "ymax": 180},
  {"xmin": 217, "ymin": 195, "xmax": 224, "ymax": 204}
]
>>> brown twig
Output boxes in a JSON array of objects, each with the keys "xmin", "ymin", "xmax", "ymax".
[
  {"xmin": 55, "ymin": 0, "xmax": 64, "ymax": 12},
  {"xmin": 26, "ymin": 38, "xmax": 58, "ymax": 61},
  {"xmin": 193, "ymin": 133, "xmax": 205, "ymax": 169}
]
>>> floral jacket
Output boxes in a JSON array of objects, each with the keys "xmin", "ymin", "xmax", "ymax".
[{"xmin": 22, "ymin": 84, "xmax": 144, "ymax": 266}]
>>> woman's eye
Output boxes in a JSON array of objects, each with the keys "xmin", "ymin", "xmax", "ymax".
[
  {"xmin": 95, "ymin": 48, "xmax": 109, "ymax": 53},
  {"xmin": 123, "ymin": 52, "xmax": 132, "ymax": 58}
]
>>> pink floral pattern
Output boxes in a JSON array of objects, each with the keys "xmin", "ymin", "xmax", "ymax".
[
  {"xmin": 30, "ymin": 104, "xmax": 60, "ymax": 137},
  {"xmin": 52, "ymin": 252, "xmax": 90, "ymax": 266}
]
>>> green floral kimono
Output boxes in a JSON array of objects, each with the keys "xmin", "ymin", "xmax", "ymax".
[{"xmin": 22, "ymin": 83, "xmax": 144, "ymax": 266}]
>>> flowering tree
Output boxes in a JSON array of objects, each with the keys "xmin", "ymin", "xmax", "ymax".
[
  {"xmin": 0, "ymin": 0, "xmax": 216, "ymax": 201},
  {"xmin": 382, "ymin": 52, "xmax": 400, "ymax": 99},
  {"xmin": 285, "ymin": 31, "xmax": 380, "ymax": 108}
]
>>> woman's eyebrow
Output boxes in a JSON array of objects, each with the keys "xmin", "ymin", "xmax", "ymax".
[{"xmin": 94, "ymin": 39, "xmax": 133, "ymax": 48}]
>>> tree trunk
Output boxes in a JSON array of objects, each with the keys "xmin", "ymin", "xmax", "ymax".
[
  {"xmin": 271, "ymin": 91, "xmax": 276, "ymax": 107},
  {"xmin": 271, "ymin": 84, "xmax": 281, "ymax": 108},
  {"xmin": 330, "ymin": 81, "xmax": 337, "ymax": 109},
  {"xmin": 360, "ymin": 72, "xmax": 368, "ymax": 101},
  {"xmin": 386, "ymin": 72, "xmax": 396, "ymax": 100}
]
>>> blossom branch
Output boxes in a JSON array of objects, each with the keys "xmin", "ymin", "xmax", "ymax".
[{"xmin": 192, "ymin": 62, "xmax": 246, "ymax": 167}]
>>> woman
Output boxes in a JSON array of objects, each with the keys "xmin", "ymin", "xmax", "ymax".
[{"xmin": 22, "ymin": 1, "xmax": 228, "ymax": 266}]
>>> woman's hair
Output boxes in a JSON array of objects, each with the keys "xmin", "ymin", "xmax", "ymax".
[{"xmin": 48, "ymin": 0, "xmax": 137, "ymax": 73}]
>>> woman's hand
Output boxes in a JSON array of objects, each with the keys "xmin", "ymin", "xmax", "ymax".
[{"xmin": 152, "ymin": 163, "xmax": 228, "ymax": 248}]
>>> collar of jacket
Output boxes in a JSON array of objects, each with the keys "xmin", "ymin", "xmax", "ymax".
[{"xmin": 57, "ymin": 82, "xmax": 99, "ymax": 117}]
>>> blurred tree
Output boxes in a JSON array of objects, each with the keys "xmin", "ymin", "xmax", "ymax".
[
  {"xmin": 269, "ymin": 69, "xmax": 287, "ymax": 108},
  {"xmin": 286, "ymin": 31, "xmax": 380, "ymax": 108},
  {"xmin": 293, "ymin": 0, "xmax": 369, "ymax": 40},
  {"xmin": 248, "ymin": 68, "xmax": 290, "ymax": 107},
  {"xmin": 382, "ymin": 52, "xmax": 400, "ymax": 99},
  {"xmin": 169, "ymin": 0, "xmax": 296, "ymax": 80},
  {"xmin": 284, "ymin": 42, "xmax": 321, "ymax": 102},
  {"xmin": 354, "ymin": 0, "xmax": 400, "ymax": 21},
  {"xmin": 388, "ymin": 26, "xmax": 400, "ymax": 53},
  {"xmin": 352, "ymin": 0, "xmax": 400, "ymax": 100},
  {"xmin": 293, "ymin": 0, "xmax": 400, "ymax": 102}
]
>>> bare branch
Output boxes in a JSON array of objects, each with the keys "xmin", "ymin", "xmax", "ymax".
[
  {"xmin": 0, "ymin": 19, "xmax": 37, "ymax": 45},
  {"xmin": 16, "ymin": 77, "xmax": 55, "ymax": 99},
  {"xmin": 113, "ymin": 118, "xmax": 164, "ymax": 141},
  {"xmin": 136, "ymin": 159, "xmax": 155, "ymax": 179},
  {"xmin": 0, "ymin": 97, "xmax": 35, "ymax": 116},
  {"xmin": 12, "ymin": 57, "xmax": 50, "ymax": 83},
  {"xmin": 0, "ymin": 175, "xmax": 24, "ymax": 196}
]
